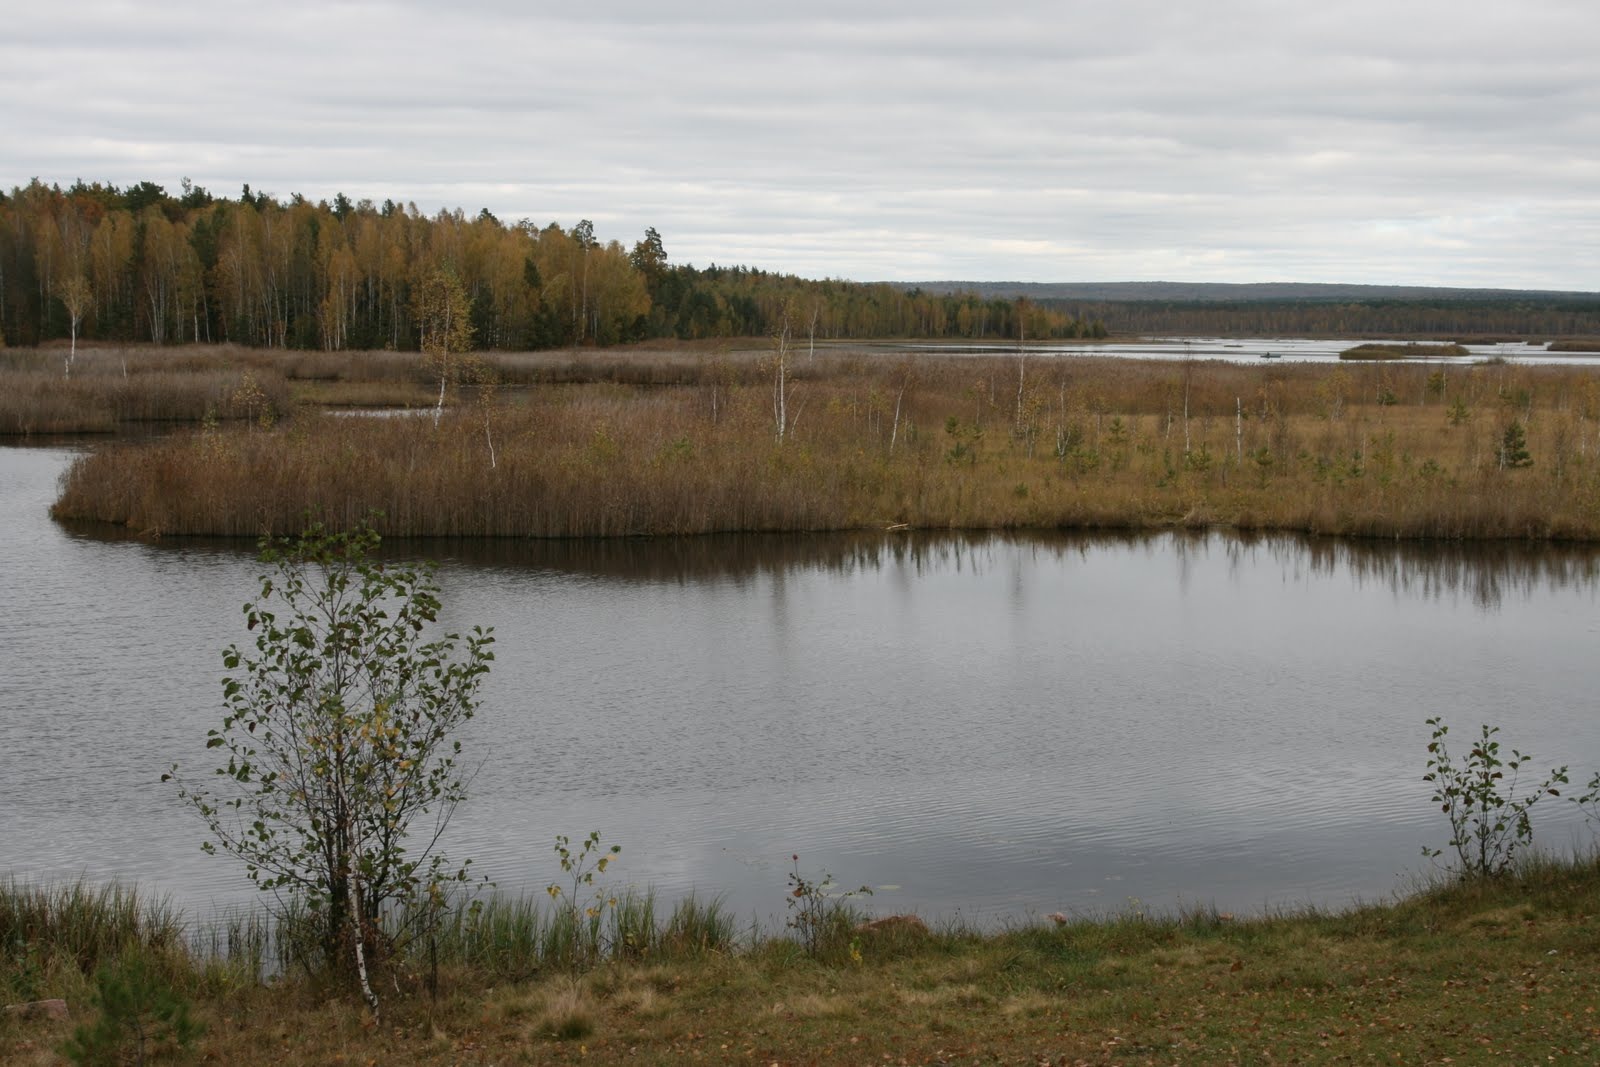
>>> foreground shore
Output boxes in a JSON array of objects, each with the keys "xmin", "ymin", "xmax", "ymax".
[
  {"xmin": 5, "ymin": 859, "xmax": 1599, "ymax": 1064},
  {"xmin": 33, "ymin": 343, "xmax": 1600, "ymax": 541}
]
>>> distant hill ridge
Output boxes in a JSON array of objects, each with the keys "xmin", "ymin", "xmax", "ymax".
[{"xmin": 903, "ymin": 281, "xmax": 1599, "ymax": 303}]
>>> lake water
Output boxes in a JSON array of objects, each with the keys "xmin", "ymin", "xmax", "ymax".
[
  {"xmin": 881, "ymin": 337, "xmax": 1600, "ymax": 367},
  {"xmin": 5, "ymin": 444, "xmax": 1600, "ymax": 927}
]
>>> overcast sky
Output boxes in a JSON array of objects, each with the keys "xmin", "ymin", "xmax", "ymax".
[{"xmin": 5, "ymin": 1, "xmax": 1597, "ymax": 289}]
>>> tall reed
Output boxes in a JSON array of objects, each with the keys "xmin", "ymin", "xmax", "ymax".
[
  {"xmin": 1, "ymin": 879, "xmax": 186, "ymax": 978},
  {"xmin": 48, "ymin": 351, "xmax": 1600, "ymax": 540},
  {"xmin": 421, "ymin": 891, "xmax": 735, "ymax": 978}
]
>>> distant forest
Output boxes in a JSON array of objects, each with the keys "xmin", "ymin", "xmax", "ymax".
[
  {"xmin": 6, "ymin": 179, "xmax": 1596, "ymax": 351},
  {"xmin": 0, "ymin": 179, "xmax": 1102, "ymax": 351},
  {"xmin": 1037, "ymin": 299, "xmax": 1600, "ymax": 338}
]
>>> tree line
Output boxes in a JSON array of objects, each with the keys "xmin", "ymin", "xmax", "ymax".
[
  {"xmin": 1044, "ymin": 297, "xmax": 1600, "ymax": 338},
  {"xmin": 0, "ymin": 179, "xmax": 1100, "ymax": 351}
]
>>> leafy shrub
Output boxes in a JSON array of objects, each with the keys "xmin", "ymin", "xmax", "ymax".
[
  {"xmin": 785, "ymin": 855, "xmax": 870, "ymax": 958},
  {"xmin": 1423, "ymin": 718, "xmax": 1567, "ymax": 878}
]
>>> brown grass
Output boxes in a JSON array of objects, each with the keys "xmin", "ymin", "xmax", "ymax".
[
  {"xmin": 1340, "ymin": 342, "xmax": 1471, "ymax": 360},
  {"xmin": 48, "ymin": 349, "xmax": 1600, "ymax": 540},
  {"xmin": 1, "ymin": 342, "xmax": 791, "ymax": 430},
  {"xmin": 0, "ymin": 346, "xmax": 294, "ymax": 434}
]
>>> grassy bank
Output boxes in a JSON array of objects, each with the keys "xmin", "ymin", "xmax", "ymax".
[
  {"xmin": 46, "ymin": 347, "xmax": 1600, "ymax": 540},
  {"xmin": 6, "ymin": 860, "xmax": 1600, "ymax": 1064}
]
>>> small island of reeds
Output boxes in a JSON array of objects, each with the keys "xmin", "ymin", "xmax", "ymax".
[
  {"xmin": 1339, "ymin": 342, "xmax": 1470, "ymax": 360},
  {"xmin": 23, "ymin": 341, "xmax": 1600, "ymax": 542}
]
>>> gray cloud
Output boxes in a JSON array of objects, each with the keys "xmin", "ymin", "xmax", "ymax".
[{"xmin": 4, "ymin": 0, "xmax": 1596, "ymax": 288}]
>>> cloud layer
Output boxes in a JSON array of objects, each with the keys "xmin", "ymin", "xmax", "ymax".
[{"xmin": 6, "ymin": 1, "xmax": 1597, "ymax": 287}]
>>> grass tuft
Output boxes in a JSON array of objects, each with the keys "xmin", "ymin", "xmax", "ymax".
[{"xmin": 537, "ymin": 984, "xmax": 596, "ymax": 1041}]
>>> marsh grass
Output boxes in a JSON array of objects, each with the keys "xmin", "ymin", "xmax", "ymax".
[
  {"xmin": 1340, "ymin": 342, "xmax": 1471, "ymax": 360},
  {"xmin": 0, "ymin": 879, "xmax": 736, "ymax": 1005},
  {"xmin": 0, "ymin": 346, "xmax": 294, "ymax": 434},
  {"xmin": 420, "ymin": 892, "xmax": 736, "ymax": 981},
  {"xmin": 0, "ymin": 880, "xmax": 186, "ymax": 983},
  {"xmin": 49, "ymin": 349, "xmax": 1600, "ymax": 540}
]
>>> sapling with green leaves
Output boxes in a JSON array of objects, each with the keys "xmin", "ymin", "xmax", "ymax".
[
  {"xmin": 165, "ymin": 523, "xmax": 494, "ymax": 1019},
  {"xmin": 785, "ymin": 854, "xmax": 871, "ymax": 958},
  {"xmin": 546, "ymin": 831, "xmax": 622, "ymax": 969},
  {"xmin": 1572, "ymin": 772, "xmax": 1600, "ymax": 830},
  {"xmin": 1422, "ymin": 717, "xmax": 1567, "ymax": 879}
]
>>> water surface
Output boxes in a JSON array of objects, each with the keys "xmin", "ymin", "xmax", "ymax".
[
  {"xmin": 5, "ymin": 445, "xmax": 1599, "ymax": 926},
  {"xmin": 881, "ymin": 336, "xmax": 1598, "ymax": 367}
]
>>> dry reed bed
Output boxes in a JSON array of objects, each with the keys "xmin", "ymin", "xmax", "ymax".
[
  {"xmin": 0, "ymin": 346, "xmax": 294, "ymax": 434},
  {"xmin": 50, "ymin": 353, "xmax": 1600, "ymax": 540},
  {"xmin": 0, "ymin": 343, "xmax": 793, "ymax": 430}
]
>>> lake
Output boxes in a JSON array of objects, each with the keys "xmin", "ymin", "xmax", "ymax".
[
  {"xmin": 4, "ymin": 444, "xmax": 1599, "ymax": 928},
  {"xmin": 878, "ymin": 336, "xmax": 1600, "ymax": 367}
]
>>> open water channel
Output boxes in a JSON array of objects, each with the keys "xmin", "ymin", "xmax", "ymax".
[
  {"xmin": 882, "ymin": 337, "xmax": 1600, "ymax": 367},
  {"xmin": 5, "ymin": 443, "xmax": 1600, "ymax": 927}
]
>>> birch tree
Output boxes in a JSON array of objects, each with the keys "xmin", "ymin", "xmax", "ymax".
[
  {"xmin": 889, "ymin": 357, "xmax": 916, "ymax": 455},
  {"xmin": 773, "ymin": 304, "xmax": 792, "ymax": 443},
  {"xmin": 165, "ymin": 526, "xmax": 494, "ymax": 1020},
  {"xmin": 414, "ymin": 267, "xmax": 474, "ymax": 426},
  {"xmin": 59, "ymin": 272, "xmax": 91, "ymax": 376}
]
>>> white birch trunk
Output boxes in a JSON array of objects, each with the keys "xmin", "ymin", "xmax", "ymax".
[
  {"xmin": 774, "ymin": 318, "xmax": 790, "ymax": 443},
  {"xmin": 348, "ymin": 871, "xmax": 380, "ymax": 1022},
  {"xmin": 889, "ymin": 384, "xmax": 904, "ymax": 455},
  {"xmin": 434, "ymin": 358, "xmax": 448, "ymax": 428},
  {"xmin": 1236, "ymin": 397, "xmax": 1243, "ymax": 463}
]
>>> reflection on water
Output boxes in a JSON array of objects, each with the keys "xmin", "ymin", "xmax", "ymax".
[
  {"xmin": 392, "ymin": 527, "xmax": 1600, "ymax": 608},
  {"xmin": 5, "ymin": 444, "xmax": 1600, "ymax": 926},
  {"xmin": 1202, "ymin": 533, "xmax": 1600, "ymax": 613}
]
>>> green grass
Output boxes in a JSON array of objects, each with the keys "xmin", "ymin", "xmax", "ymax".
[
  {"xmin": 7, "ymin": 859, "xmax": 1600, "ymax": 1063},
  {"xmin": 419, "ymin": 890, "xmax": 737, "ymax": 979},
  {"xmin": 1, "ymin": 879, "xmax": 185, "ymax": 981}
]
